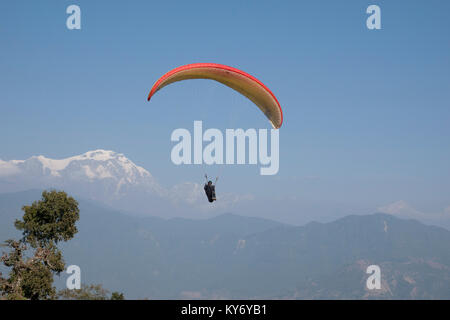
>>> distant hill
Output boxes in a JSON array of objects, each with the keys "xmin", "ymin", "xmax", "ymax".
[
  {"xmin": 237, "ymin": 214, "xmax": 450, "ymax": 299},
  {"xmin": 1, "ymin": 190, "xmax": 449, "ymax": 299}
]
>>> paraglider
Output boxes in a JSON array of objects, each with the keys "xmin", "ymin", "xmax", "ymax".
[
  {"xmin": 147, "ymin": 63, "xmax": 283, "ymax": 129},
  {"xmin": 147, "ymin": 63, "xmax": 283, "ymax": 203},
  {"xmin": 203, "ymin": 174, "xmax": 217, "ymax": 203}
]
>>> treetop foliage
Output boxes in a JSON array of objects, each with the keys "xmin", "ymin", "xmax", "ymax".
[{"xmin": 14, "ymin": 190, "xmax": 80, "ymax": 248}]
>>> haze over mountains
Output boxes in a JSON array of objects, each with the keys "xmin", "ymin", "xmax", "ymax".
[
  {"xmin": 0, "ymin": 150, "xmax": 252, "ymax": 218},
  {"xmin": 1, "ymin": 149, "xmax": 449, "ymax": 228},
  {"xmin": 1, "ymin": 190, "xmax": 449, "ymax": 299}
]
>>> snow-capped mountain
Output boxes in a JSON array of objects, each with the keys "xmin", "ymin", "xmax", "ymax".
[
  {"xmin": 3, "ymin": 150, "xmax": 150, "ymax": 181},
  {"xmin": 0, "ymin": 150, "xmax": 166, "ymax": 207},
  {"xmin": 0, "ymin": 150, "xmax": 252, "ymax": 217}
]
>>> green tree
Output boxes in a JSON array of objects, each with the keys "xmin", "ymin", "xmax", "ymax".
[
  {"xmin": 58, "ymin": 284, "xmax": 108, "ymax": 300},
  {"xmin": 110, "ymin": 291, "xmax": 125, "ymax": 300},
  {"xmin": 58, "ymin": 284, "xmax": 125, "ymax": 300},
  {"xmin": 0, "ymin": 190, "xmax": 79, "ymax": 300},
  {"xmin": 15, "ymin": 190, "xmax": 80, "ymax": 247}
]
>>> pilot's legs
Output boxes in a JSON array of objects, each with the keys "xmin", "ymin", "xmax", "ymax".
[{"xmin": 211, "ymin": 186, "xmax": 216, "ymax": 201}]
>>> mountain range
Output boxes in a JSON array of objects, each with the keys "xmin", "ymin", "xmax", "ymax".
[
  {"xmin": 1, "ymin": 190, "xmax": 449, "ymax": 299},
  {"xmin": 0, "ymin": 150, "xmax": 241, "ymax": 218},
  {"xmin": 1, "ymin": 150, "xmax": 449, "ymax": 299},
  {"xmin": 2, "ymin": 150, "xmax": 449, "ymax": 229}
]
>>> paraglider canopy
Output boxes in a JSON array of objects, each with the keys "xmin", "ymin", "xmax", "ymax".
[{"xmin": 147, "ymin": 63, "xmax": 283, "ymax": 129}]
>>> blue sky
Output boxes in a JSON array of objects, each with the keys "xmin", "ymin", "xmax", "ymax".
[{"xmin": 1, "ymin": 0, "xmax": 449, "ymax": 223}]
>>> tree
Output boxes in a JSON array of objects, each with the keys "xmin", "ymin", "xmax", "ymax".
[
  {"xmin": 58, "ymin": 284, "xmax": 108, "ymax": 300},
  {"xmin": 110, "ymin": 291, "xmax": 125, "ymax": 300},
  {"xmin": 58, "ymin": 284, "xmax": 125, "ymax": 300},
  {"xmin": 0, "ymin": 190, "xmax": 79, "ymax": 300},
  {"xmin": 15, "ymin": 190, "xmax": 80, "ymax": 247}
]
